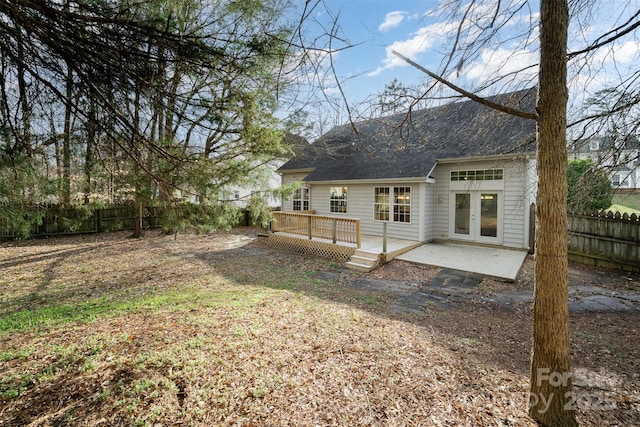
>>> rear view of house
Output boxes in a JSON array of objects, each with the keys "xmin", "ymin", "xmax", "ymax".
[{"xmin": 273, "ymin": 88, "xmax": 538, "ymax": 266}]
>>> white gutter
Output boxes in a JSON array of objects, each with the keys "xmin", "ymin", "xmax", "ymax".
[
  {"xmin": 278, "ymin": 168, "xmax": 315, "ymax": 176},
  {"xmin": 307, "ymin": 176, "xmax": 433, "ymax": 185},
  {"xmin": 436, "ymin": 153, "xmax": 532, "ymax": 164}
]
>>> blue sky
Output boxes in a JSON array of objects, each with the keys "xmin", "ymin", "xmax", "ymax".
[
  {"xmin": 307, "ymin": 0, "xmax": 446, "ymax": 104},
  {"xmin": 293, "ymin": 0, "xmax": 640, "ymax": 119}
]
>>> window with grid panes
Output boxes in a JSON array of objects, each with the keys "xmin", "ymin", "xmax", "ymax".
[
  {"xmin": 292, "ymin": 187, "xmax": 309, "ymax": 211},
  {"xmin": 374, "ymin": 186, "xmax": 410, "ymax": 223},
  {"xmin": 393, "ymin": 187, "xmax": 411, "ymax": 223},
  {"xmin": 329, "ymin": 187, "xmax": 348, "ymax": 213},
  {"xmin": 450, "ymin": 169, "xmax": 503, "ymax": 181}
]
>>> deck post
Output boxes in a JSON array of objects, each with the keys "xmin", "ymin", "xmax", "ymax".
[
  {"xmin": 332, "ymin": 218, "xmax": 337, "ymax": 243},
  {"xmin": 382, "ymin": 222, "xmax": 387, "ymax": 253},
  {"xmin": 356, "ymin": 220, "xmax": 361, "ymax": 248},
  {"xmin": 307, "ymin": 215, "xmax": 312, "ymax": 239}
]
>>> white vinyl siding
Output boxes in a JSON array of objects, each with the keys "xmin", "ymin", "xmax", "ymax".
[
  {"xmin": 280, "ymin": 172, "xmax": 311, "ymax": 211},
  {"xmin": 502, "ymin": 161, "xmax": 529, "ymax": 248},
  {"xmin": 433, "ymin": 158, "xmax": 533, "ymax": 249},
  {"xmin": 311, "ymin": 183, "xmax": 423, "ymax": 241},
  {"xmin": 422, "ymin": 183, "xmax": 434, "ymax": 242}
]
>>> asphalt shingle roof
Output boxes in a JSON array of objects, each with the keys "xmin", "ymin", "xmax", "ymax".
[{"xmin": 280, "ymin": 88, "xmax": 538, "ymax": 181}]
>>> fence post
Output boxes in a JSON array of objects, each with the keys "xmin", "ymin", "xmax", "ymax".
[
  {"xmin": 39, "ymin": 209, "xmax": 47, "ymax": 236},
  {"xmin": 96, "ymin": 208, "xmax": 103, "ymax": 233}
]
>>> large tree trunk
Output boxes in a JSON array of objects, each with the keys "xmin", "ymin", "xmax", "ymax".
[
  {"xmin": 132, "ymin": 199, "xmax": 144, "ymax": 238},
  {"xmin": 529, "ymin": 1, "xmax": 577, "ymax": 426}
]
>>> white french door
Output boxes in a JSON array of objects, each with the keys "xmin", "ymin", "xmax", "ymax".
[{"xmin": 450, "ymin": 191, "xmax": 502, "ymax": 244}]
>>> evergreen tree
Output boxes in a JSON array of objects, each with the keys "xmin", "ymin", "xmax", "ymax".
[
  {"xmin": 0, "ymin": 0, "xmax": 303, "ymax": 235},
  {"xmin": 567, "ymin": 159, "xmax": 613, "ymax": 212}
]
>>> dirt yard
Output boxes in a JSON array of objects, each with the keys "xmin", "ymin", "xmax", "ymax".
[{"xmin": 0, "ymin": 228, "xmax": 638, "ymax": 426}]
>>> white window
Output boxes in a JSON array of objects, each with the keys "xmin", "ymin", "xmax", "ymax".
[
  {"xmin": 450, "ymin": 169, "xmax": 503, "ymax": 181},
  {"xmin": 612, "ymin": 173, "xmax": 621, "ymax": 187},
  {"xmin": 374, "ymin": 186, "xmax": 411, "ymax": 223},
  {"xmin": 612, "ymin": 173, "xmax": 629, "ymax": 188},
  {"xmin": 292, "ymin": 187, "xmax": 309, "ymax": 211},
  {"xmin": 374, "ymin": 187, "xmax": 390, "ymax": 221},
  {"xmin": 589, "ymin": 139, "xmax": 600, "ymax": 151},
  {"xmin": 330, "ymin": 187, "xmax": 348, "ymax": 213},
  {"xmin": 393, "ymin": 187, "xmax": 411, "ymax": 223}
]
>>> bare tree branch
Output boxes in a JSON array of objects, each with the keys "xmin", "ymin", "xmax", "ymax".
[{"xmin": 390, "ymin": 49, "xmax": 538, "ymax": 120}]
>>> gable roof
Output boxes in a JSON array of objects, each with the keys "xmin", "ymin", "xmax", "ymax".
[
  {"xmin": 571, "ymin": 135, "xmax": 640, "ymax": 154},
  {"xmin": 279, "ymin": 88, "xmax": 538, "ymax": 181}
]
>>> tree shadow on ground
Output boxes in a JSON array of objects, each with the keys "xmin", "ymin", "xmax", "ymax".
[
  {"xmin": 190, "ymin": 239, "xmax": 640, "ymax": 425},
  {"xmin": 1, "ymin": 230, "xmax": 638, "ymax": 425}
]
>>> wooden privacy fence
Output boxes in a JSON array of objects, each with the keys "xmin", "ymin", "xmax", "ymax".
[
  {"xmin": 0, "ymin": 206, "xmax": 164, "ymax": 239},
  {"xmin": 0, "ymin": 205, "xmax": 259, "ymax": 240},
  {"xmin": 567, "ymin": 210, "xmax": 640, "ymax": 272},
  {"xmin": 271, "ymin": 211, "xmax": 361, "ymax": 247}
]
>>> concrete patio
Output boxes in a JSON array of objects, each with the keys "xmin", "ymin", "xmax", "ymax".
[
  {"xmin": 269, "ymin": 231, "xmax": 528, "ymax": 280},
  {"xmin": 396, "ymin": 242, "xmax": 528, "ymax": 281}
]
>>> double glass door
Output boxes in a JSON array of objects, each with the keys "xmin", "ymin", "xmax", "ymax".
[{"xmin": 452, "ymin": 192, "xmax": 501, "ymax": 243}]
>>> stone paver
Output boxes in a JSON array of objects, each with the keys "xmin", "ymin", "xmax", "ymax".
[{"xmin": 317, "ymin": 268, "xmax": 640, "ymax": 315}]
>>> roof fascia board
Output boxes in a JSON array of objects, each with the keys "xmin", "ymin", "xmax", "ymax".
[
  {"xmin": 278, "ymin": 168, "xmax": 315, "ymax": 175},
  {"xmin": 436, "ymin": 153, "xmax": 532, "ymax": 164},
  {"xmin": 305, "ymin": 176, "xmax": 431, "ymax": 185}
]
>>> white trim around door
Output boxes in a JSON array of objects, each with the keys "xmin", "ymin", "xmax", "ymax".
[{"xmin": 449, "ymin": 190, "xmax": 503, "ymax": 245}]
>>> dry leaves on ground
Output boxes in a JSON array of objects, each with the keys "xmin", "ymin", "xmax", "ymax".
[{"xmin": 0, "ymin": 229, "xmax": 638, "ymax": 426}]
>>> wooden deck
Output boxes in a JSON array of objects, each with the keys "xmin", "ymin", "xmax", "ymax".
[
  {"xmin": 358, "ymin": 235, "xmax": 422, "ymax": 259},
  {"xmin": 269, "ymin": 211, "xmax": 421, "ymax": 269},
  {"xmin": 271, "ymin": 211, "xmax": 361, "ymax": 247},
  {"xmin": 271, "ymin": 231, "xmax": 421, "ymax": 259}
]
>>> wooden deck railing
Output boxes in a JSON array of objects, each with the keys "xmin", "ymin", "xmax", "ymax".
[{"xmin": 272, "ymin": 211, "xmax": 361, "ymax": 248}]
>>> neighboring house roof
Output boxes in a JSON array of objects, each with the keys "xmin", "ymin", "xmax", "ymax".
[
  {"xmin": 279, "ymin": 88, "xmax": 538, "ymax": 182},
  {"xmin": 280, "ymin": 132, "xmax": 310, "ymax": 159},
  {"xmin": 571, "ymin": 135, "xmax": 640, "ymax": 154}
]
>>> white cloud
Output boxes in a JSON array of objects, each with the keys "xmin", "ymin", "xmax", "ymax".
[
  {"xmin": 591, "ymin": 39, "xmax": 640, "ymax": 65},
  {"xmin": 368, "ymin": 2, "xmax": 541, "ymax": 78},
  {"xmin": 323, "ymin": 86, "xmax": 342, "ymax": 96},
  {"xmin": 368, "ymin": 21, "xmax": 459, "ymax": 76},
  {"xmin": 378, "ymin": 11, "xmax": 406, "ymax": 32},
  {"xmin": 464, "ymin": 47, "xmax": 538, "ymax": 81},
  {"xmin": 567, "ymin": 39, "xmax": 640, "ymax": 103}
]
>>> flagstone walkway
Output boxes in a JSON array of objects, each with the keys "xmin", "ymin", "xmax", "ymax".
[{"xmin": 324, "ymin": 267, "xmax": 640, "ymax": 315}]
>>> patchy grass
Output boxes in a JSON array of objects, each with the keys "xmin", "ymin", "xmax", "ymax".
[
  {"xmin": 612, "ymin": 193, "xmax": 640, "ymax": 212},
  {"xmin": 608, "ymin": 204, "xmax": 640, "ymax": 215},
  {"xmin": 0, "ymin": 228, "xmax": 638, "ymax": 426}
]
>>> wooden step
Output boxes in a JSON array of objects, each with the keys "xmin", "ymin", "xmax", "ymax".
[
  {"xmin": 346, "ymin": 250, "xmax": 380, "ymax": 272},
  {"xmin": 345, "ymin": 261, "xmax": 376, "ymax": 272},
  {"xmin": 350, "ymin": 255, "xmax": 378, "ymax": 267},
  {"xmin": 353, "ymin": 249, "xmax": 379, "ymax": 259}
]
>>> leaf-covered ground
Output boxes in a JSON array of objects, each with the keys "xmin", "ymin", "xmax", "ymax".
[{"xmin": 0, "ymin": 228, "xmax": 638, "ymax": 426}]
